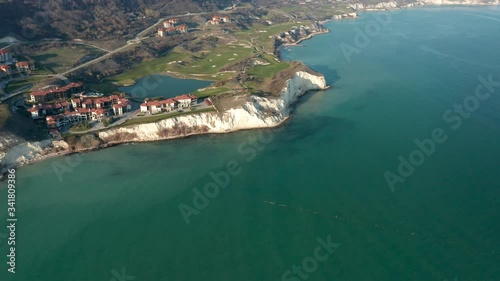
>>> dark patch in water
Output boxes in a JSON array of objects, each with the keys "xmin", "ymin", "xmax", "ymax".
[
  {"xmin": 309, "ymin": 65, "xmax": 341, "ymax": 85},
  {"xmin": 280, "ymin": 115, "xmax": 356, "ymax": 144},
  {"xmin": 353, "ymin": 104, "xmax": 366, "ymax": 111}
]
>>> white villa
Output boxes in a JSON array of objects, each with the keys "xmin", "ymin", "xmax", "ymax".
[
  {"xmin": 140, "ymin": 95, "xmax": 197, "ymax": 114},
  {"xmin": 0, "ymin": 49, "xmax": 13, "ymax": 64}
]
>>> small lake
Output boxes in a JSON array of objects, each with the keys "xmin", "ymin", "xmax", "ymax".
[{"xmin": 120, "ymin": 74, "xmax": 212, "ymax": 99}]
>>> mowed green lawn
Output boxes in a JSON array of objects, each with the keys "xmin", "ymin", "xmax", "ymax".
[
  {"xmin": 247, "ymin": 54, "xmax": 290, "ymax": 79},
  {"xmin": 5, "ymin": 76, "xmax": 45, "ymax": 94},
  {"xmin": 29, "ymin": 44, "xmax": 106, "ymax": 73},
  {"xmin": 110, "ymin": 44, "xmax": 255, "ymax": 86},
  {"xmin": 109, "ymin": 20, "xmax": 306, "ymax": 93}
]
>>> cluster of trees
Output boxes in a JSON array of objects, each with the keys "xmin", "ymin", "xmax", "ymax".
[{"xmin": 0, "ymin": 0, "xmax": 236, "ymax": 41}]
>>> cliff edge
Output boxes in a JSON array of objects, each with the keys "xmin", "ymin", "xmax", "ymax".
[{"xmin": 98, "ymin": 71, "xmax": 327, "ymax": 143}]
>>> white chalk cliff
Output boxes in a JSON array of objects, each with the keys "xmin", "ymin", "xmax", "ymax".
[
  {"xmin": 0, "ymin": 140, "xmax": 53, "ymax": 174},
  {"xmin": 0, "ymin": 71, "xmax": 326, "ymax": 177},
  {"xmin": 99, "ymin": 71, "xmax": 327, "ymax": 143}
]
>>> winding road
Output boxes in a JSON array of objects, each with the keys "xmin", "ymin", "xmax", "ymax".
[
  {"xmin": 61, "ymin": 9, "xmax": 237, "ymax": 76},
  {"xmin": 1, "ymin": 6, "xmax": 241, "ymax": 102}
]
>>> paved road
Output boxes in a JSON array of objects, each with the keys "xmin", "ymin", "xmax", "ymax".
[
  {"xmin": 0, "ymin": 84, "xmax": 32, "ymax": 102},
  {"xmin": 60, "ymin": 7, "xmax": 239, "ymax": 76},
  {"xmin": 1, "ymin": 5, "xmax": 242, "ymax": 103}
]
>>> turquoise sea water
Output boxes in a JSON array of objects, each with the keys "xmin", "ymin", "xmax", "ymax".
[
  {"xmin": 1, "ymin": 6, "xmax": 500, "ymax": 281},
  {"xmin": 120, "ymin": 74, "xmax": 211, "ymax": 98}
]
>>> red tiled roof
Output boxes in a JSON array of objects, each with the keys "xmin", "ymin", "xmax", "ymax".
[
  {"xmin": 175, "ymin": 95, "xmax": 192, "ymax": 101},
  {"xmin": 52, "ymin": 114, "xmax": 65, "ymax": 121},
  {"xmin": 163, "ymin": 98, "xmax": 177, "ymax": 104},
  {"xmin": 16, "ymin": 61, "xmax": 30, "ymax": 67},
  {"xmin": 95, "ymin": 109, "xmax": 107, "ymax": 115},
  {"xmin": 141, "ymin": 101, "xmax": 161, "ymax": 107},
  {"xmin": 76, "ymin": 108, "xmax": 91, "ymax": 114},
  {"xmin": 94, "ymin": 97, "xmax": 112, "ymax": 104},
  {"xmin": 64, "ymin": 111, "xmax": 80, "ymax": 116},
  {"xmin": 28, "ymin": 107, "xmax": 39, "ymax": 112},
  {"xmin": 0, "ymin": 49, "xmax": 10, "ymax": 55}
]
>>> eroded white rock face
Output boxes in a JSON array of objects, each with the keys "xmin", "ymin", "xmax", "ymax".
[
  {"xmin": 0, "ymin": 71, "xmax": 326, "ymax": 174},
  {"xmin": 99, "ymin": 71, "xmax": 327, "ymax": 143},
  {"xmin": 0, "ymin": 140, "xmax": 52, "ymax": 173},
  {"xmin": 372, "ymin": 1, "xmax": 398, "ymax": 8}
]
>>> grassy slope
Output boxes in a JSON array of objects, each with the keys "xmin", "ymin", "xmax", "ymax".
[
  {"xmin": 109, "ymin": 22, "xmax": 302, "ymax": 88},
  {"xmin": 22, "ymin": 44, "xmax": 106, "ymax": 74},
  {"xmin": 5, "ymin": 76, "xmax": 46, "ymax": 93},
  {"xmin": 0, "ymin": 104, "xmax": 12, "ymax": 129}
]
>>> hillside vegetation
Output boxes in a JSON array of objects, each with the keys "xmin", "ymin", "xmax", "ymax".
[{"xmin": 0, "ymin": 0, "xmax": 234, "ymax": 41}]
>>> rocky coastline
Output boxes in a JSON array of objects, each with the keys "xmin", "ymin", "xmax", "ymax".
[
  {"xmin": 2, "ymin": 1, "xmax": 498, "ymax": 179},
  {"xmin": 0, "ymin": 70, "xmax": 327, "ymax": 179}
]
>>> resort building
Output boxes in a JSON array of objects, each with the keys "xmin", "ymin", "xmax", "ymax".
[
  {"xmin": 30, "ymin": 93, "xmax": 132, "ymax": 135},
  {"xmin": 176, "ymin": 25, "xmax": 188, "ymax": 33},
  {"xmin": 30, "ymin": 82, "xmax": 85, "ymax": 103},
  {"xmin": 175, "ymin": 94, "xmax": 196, "ymax": 108},
  {"xmin": 158, "ymin": 28, "xmax": 165, "ymax": 37},
  {"xmin": 160, "ymin": 99, "xmax": 177, "ymax": 111},
  {"xmin": 16, "ymin": 61, "xmax": 35, "ymax": 72},
  {"xmin": 159, "ymin": 18, "xmax": 189, "ymax": 37},
  {"xmin": 0, "ymin": 49, "xmax": 13, "ymax": 64},
  {"xmin": 210, "ymin": 16, "xmax": 230, "ymax": 25},
  {"xmin": 0, "ymin": 64, "xmax": 11, "ymax": 74},
  {"xmin": 140, "ymin": 95, "xmax": 197, "ymax": 114},
  {"xmin": 167, "ymin": 18, "xmax": 180, "ymax": 25},
  {"xmin": 140, "ymin": 100, "xmax": 162, "ymax": 114}
]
